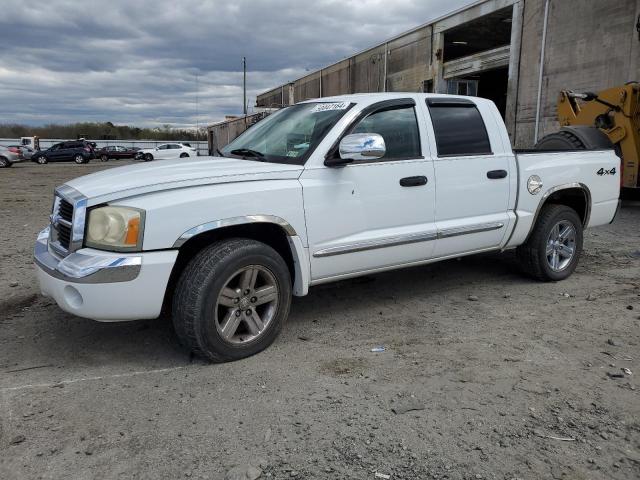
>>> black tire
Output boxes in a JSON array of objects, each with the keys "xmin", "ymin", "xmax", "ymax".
[
  {"xmin": 172, "ymin": 238, "xmax": 292, "ymax": 362},
  {"xmin": 517, "ymin": 204, "xmax": 583, "ymax": 282},
  {"xmin": 144, "ymin": 153, "xmax": 153, "ymax": 162},
  {"xmin": 535, "ymin": 130, "xmax": 586, "ymax": 150},
  {"xmin": 35, "ymin": 155, "xmax": 48, "ymax": 164},
  {"xmin": 0, "ymin": 157, "xmax": 11, "ymax": 168},
  {"xmin": 74, "ymin": 154, "xmax": 85, "ymax": 164},
  {"xmin": 179, "ymin": 152, "xmax": 189, "ymax": 158},
  {"xmin": 101, "ymin": 154, "xmax": 109, "ymax": 162}
]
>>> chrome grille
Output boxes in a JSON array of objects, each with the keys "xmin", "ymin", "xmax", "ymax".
[
  {"xmin": 48, "ymin": 186, "xmax": 88, "ymax": 258},
  {"xmin": 58, "ymin": 198, "xmax": 74, "ymax": 222}
]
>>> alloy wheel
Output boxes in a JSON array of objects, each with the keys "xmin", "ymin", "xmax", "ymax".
[
  {"xmin": 546, "ymin": 220, "xmax": 576, "ymax": 272},
  {"xmin": 215, "ymin": 265, "xmax": 279, "ymax": 345}
]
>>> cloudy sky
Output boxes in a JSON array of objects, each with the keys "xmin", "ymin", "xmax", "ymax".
[{"xmin": 0, "ymin": 0, "xmax": 475, "ymax": 128}]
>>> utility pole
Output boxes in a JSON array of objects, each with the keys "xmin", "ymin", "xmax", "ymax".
[
  {"xmin": 195, "ymin": 73, "xmax": 199, "ymax": 141},
  {"xmin": 243, "ymin": 56, "xmax": 247, "ymax": 116}
]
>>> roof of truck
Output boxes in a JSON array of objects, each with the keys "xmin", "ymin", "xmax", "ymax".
[{"xmin": 299, "ymin": 92, "xmax": 492, "ymax": 107}]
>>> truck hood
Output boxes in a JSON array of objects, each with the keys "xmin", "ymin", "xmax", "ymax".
[{"xmin": 65, "ymin": 156, "xmax": 304, "ymax": 202}]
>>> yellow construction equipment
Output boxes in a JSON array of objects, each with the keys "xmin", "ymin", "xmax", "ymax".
[{"xmin": 536, "ymin": 82, "xmax": 640, "ymax": 190}]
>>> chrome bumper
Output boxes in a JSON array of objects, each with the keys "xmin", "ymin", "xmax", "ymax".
[{"xmin": 34, "ymin": 227, "xmax": 141, "ymax": 283}]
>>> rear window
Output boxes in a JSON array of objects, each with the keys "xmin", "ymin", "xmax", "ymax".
[{"xmin": 426, "ymin": 100, "xmax": 492, "ymax": 156}]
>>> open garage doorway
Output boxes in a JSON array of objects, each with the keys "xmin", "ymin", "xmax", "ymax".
[{"xmin": 449, "ymin": 67, "xmax": 509, "ymax": 118}]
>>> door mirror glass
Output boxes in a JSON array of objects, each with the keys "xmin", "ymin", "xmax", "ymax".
[{"xmin": 338, "ymin": 133, "xmax": 386, "ymax": 161}]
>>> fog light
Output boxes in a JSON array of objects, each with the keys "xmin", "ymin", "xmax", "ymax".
[{"xmin": 63, "ymin": 285, "xmax": 83, "ymax": 308}]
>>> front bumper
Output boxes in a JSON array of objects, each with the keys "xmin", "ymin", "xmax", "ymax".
[{"xmin": 34, "ymin": 227, "xmax": 178, "ymax": 321}]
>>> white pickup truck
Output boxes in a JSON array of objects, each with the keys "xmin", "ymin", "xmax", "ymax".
[{"xmin": 34, "ymin": 93, "xmax": 621, "ymax": 362}]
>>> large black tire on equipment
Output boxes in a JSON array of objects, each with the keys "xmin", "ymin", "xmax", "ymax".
[
  {"xmin": 535, "ymin": 125, "xmax": 614, "ymax": 151},
  {"xmin": 172, "ymin": 238, "xmax": 292, "ymax": 362},
  {"xmin": 517, "ymin": 204, "xmax": 584, "ymax": 282}
]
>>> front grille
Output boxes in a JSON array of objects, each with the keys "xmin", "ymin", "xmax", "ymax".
[
  {"xmin": 48, "ymin": 186, "xmax": 87, "ymax": 258},
  {"xmin": 57, "ymin": 223, "xmax": 72, "ymax": 249},
  {"xmin": 58, "ymin": 198, "xmax": 73, "ymax": 222}
]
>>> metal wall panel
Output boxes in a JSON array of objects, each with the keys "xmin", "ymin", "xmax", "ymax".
[
  {"xmin": 294, "ymin": 71, "xmax": 321, "ymax": 102},
  {"xmin": 321, "ymin": 59, "xmax": 352, "ymax": 97},
  {"xmin": 257, "ymin": 87, "xmax": 283, "ymax": 107},
  {"xmin": 353, "ymin": 45, "xmax": 386, "ymax": 93},
  {"xmin": 386, "ymin": 27, "xmax": 431, "ymax": 92}
]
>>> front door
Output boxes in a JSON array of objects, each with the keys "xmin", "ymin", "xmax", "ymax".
[{"xmin": 300, "ymin": 99, "xmax": 437, "ymax": 281}]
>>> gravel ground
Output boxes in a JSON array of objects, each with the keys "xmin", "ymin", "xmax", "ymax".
[{"xmin": 1, "ymin": 160, "xmax": 639, "ymax": 480}]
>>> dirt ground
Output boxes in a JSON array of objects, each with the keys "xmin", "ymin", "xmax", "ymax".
[{"xmin": 0, "ymin": 160, "xmax": 639, "ymax": 480}]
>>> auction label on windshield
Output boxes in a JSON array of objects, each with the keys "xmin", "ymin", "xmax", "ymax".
[{"xmin": 310, "ymin": 102, "xmax": 350, "ymax": 113}]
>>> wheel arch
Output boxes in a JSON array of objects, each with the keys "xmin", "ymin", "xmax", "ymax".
[
  {"xmin": 162, "ymin": 217, "xmax": 309, "ymax": 315},
  {"xmin": 526, "ymin": 183, "xmax": 591, "ymax": 242}
]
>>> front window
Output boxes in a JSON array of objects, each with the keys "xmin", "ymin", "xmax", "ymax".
[{"xmin": 221, "ymin": 102, "xmax": 353, "ymax": 165}]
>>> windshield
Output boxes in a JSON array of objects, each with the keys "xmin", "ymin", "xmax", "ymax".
[{"xmin": 221, "ymin": 102, "xmax": 353, "ymax": 165}]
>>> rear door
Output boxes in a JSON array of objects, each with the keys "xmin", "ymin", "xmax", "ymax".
[
  {"xmin": 50, "ymin": 143, "xmax": 69, "ymax": 161},
  {"xmin": 424, "ymin": 98, "xmax": 511, "ymax": 257}
]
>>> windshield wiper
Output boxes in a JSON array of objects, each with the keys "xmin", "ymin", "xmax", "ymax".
[{"xmin": 229, "ymin": 148, "xmax": 266, "ymax": 160}]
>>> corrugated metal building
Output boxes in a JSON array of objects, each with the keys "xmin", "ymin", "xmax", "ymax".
[{"xmin": 256, "ymin": 0, "xmax": 640, "ymax": 148}]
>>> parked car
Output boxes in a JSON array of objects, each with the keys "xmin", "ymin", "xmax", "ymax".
[
  {"xmin": 0, "ymin": 145, "xmax": 23, "ymax": 167},
  {"xmin": 135, "ymin": 143, "xmax": 197, "ymax": 161},
  {"xmin": 9, "ymin": 145, "xmax": 35, "ymax": 159},
  {"xmin": 34, "ymin": 93, "xmax": 620, "ymax": 362},
  {"xmin": 31, "ymin": 140, "xmax": 95, "ymax": 164},
  {"xmin": 96, "ymin": 145, "xmax": 139, "ymax": 162}
]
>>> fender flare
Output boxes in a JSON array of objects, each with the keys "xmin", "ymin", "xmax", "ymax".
[{"xmin": 173, "ymin": 215, "xmax": 310, "ymax": 296}]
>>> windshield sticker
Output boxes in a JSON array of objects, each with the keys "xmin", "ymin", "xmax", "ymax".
[{"xmin": 310, "ymin": 102, "xmax": 350, "ymax": 113}]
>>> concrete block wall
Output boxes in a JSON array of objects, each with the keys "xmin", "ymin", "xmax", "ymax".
[{"xmin": 514, "ymin": 0, "xmax": 640, "ymax": 148}]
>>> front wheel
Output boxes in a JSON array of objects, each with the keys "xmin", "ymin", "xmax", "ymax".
[
  {"xmin": 172, "ymin": 239, "xmax": 292, "ymax": 362},
  {"xmin": 36, "ymin": 156, "xmax": 48, "ymax": 164},
  {"xmin": 74, "ymin": 154, "xmax": 85, "ymax": 164},
  {"xmin": 101, "ymin": 155, "xmax": 109, "ymax": 162},
  {"xmin": 144, "ymin": 153, "xmax": 153, "ymax": 162},
  {"xmin": 517, "ymin": 204, "xmax": 583, "ymax": 281},
  {"xmin": 0, "ymin": 157, "xmax": 11, "ymax": 168}
]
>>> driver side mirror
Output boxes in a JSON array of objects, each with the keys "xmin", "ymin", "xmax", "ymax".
[{"xmin": 325, "ymin": 133, "xmax": 386, "ymax": 167}]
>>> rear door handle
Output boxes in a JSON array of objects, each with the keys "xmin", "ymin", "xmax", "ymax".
[
  {"xmin": 400, "ymin": 176, "xmax": 428, "ymax": 187},
  {"xmin": 487, "ymin": 169, "xmax": 508, "ymax": 179}
]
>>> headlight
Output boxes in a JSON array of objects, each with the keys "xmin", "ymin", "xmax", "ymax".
[{"xmin": 85, "ymin": 206, "xmax": 145, "ymax": 251}]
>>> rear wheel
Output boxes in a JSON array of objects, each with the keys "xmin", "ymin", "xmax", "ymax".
[
  {"xmin": 74, "ymin": 154, "xmax": 85, "ymax": 164},
  {"xmin": 144, "ymin": 153, "xmax": 153, "ymax": 162},
  {"xmin": 180, "ymin": 152, "xmax": 189, "ymax": 158},
  {"xmin": 0, "ymin": 157, "xmax": 11, "ymax": 168},
  {"xmin": 517, "ymin": 204, "xmax": 583, "ymax": 281},
  {"xmin": 172, "ymin": 238, "xmax": 292, "ymax": 362},
  {"xmin": 101, "ymin": 154, "xmax": 109, "ymax": 162}
]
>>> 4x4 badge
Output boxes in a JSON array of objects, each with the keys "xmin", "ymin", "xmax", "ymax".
[{"xmin": 597, "ymin": 167, "xmax": 616, "ymax": 176}]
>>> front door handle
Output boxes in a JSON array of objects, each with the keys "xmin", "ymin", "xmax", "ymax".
[
  {"xmin": 487, "ymin": 169, "xmax": 508, "ymax": 179},
  {"xmin": 400, "ymin": 176, "xmax": 428, "ymax": 187}
]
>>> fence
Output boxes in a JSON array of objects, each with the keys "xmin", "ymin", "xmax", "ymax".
[{"xmin": 0, "ymin": 138, "xmax": 209, "ymax": 156}]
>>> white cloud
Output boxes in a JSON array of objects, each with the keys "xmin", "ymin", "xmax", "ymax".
[{"xmin": 0, "ymin": 0, "xmax": 475, "ymax": 127}]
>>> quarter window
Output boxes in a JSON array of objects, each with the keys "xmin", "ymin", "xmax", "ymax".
[
  {"xmin": 427, "ymin": 101, "xmax": 492, "ymax": 156},
  {"xmin": 351, "ymin": 105, "xmax": 421, "ymax": 160}
]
